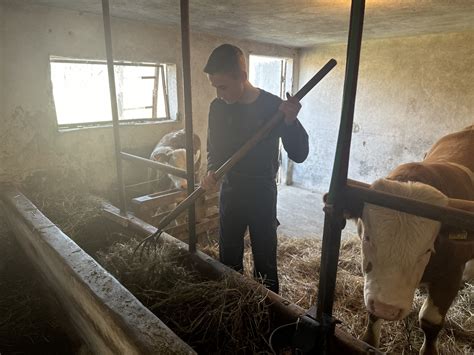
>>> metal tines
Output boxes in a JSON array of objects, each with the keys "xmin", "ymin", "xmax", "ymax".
[{"xmin": 133, "ymin": 229, "xmax": 164, "ymax": 260}]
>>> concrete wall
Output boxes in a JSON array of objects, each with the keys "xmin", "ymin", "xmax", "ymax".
[
  {"xmin": 295, "ymin": 31, "xmax": 474, "ymax": 192},
  {"xmin": 0, "ymin": 2, "xmax": 296, "ymax": 193},
  {"xmin": 0, "ymin": 4, "xmax": 4, "ymax": 124}
]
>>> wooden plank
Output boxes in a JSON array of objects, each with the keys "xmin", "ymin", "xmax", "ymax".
[
  {"xmin": 133, "ymin": 190, "xmax": 219, "ymax": 223},
  {"xmin": 164, "ymin": 217, "xmax": 219, "ymax": 236},
  {"xmin": 131, "ymin": 190, "xmax": 188, "ymax": 215}
]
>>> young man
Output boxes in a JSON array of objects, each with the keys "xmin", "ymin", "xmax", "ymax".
[{"xmin": 201, "ymin": 44, "xmax": 309, "ymax": 294}]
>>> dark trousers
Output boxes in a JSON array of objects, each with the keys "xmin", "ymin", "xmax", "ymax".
[{"xmin": 219, "ymin": 175, "xmax": 279, "ymax": 293}]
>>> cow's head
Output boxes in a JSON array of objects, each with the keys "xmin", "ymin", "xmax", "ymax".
[
  {"xmin": 167, "ymin": 148, "xmax": 201, "ymax": 190},
  {"xmin": 357, "ymin": 179, "xmax": 449, "ymax": 321}
]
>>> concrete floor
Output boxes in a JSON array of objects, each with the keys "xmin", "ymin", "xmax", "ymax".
[{"xmin": 276, "ymin": 184, "xmax": 357, "ymax": 239}]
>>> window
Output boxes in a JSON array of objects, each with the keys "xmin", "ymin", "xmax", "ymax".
[
  {"xmin": 248, "ymin": 54, "xmax": 293, "ymax": 99},
  {"xmin": 50, "ymin": 57, "xmax": 178, "ymax": 128},
  {"xmin": 249, "ymin": 54, "xmax": 294, "ymax": 184}
]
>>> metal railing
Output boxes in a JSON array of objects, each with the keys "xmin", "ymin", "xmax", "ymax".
[
  {"xmin": 101, "ymin": 0, "xmax": 197, "ymax": 250},
  {"xmin": 316, "ymin": 1, "xmax": 474, "ymax": 353}
]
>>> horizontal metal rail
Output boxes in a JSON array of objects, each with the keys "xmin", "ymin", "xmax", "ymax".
[
  {"xmin": 50, "ymin": 57, "xmax": 170, "ymax": 67},
  {"xmin": 120, "ymin": 152, "xmax": 187, "ymax": 179},
  {"xmin": 344, "ymin": 181, "xmax": 474, "ymax": 233}
]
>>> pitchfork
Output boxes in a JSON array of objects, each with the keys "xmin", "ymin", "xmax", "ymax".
[{"xmin": 134, "ymin": 59, "xmax": 337, "ymax": 259}]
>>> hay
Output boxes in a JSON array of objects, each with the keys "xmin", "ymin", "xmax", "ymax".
[
  {"xmin": 21, "ymin": 171, "xmax": 103, "ymax": 240},
  {"xmin": 97, "ymin": 239, "xmax": 273, "ymax": 354},
  {"xmin": 200, "ymin": 233, "xmax": 473, "ymax": 354},
  {"xmin": 14, "ymin": 174, "xmax": 471, "ymax": 354}
]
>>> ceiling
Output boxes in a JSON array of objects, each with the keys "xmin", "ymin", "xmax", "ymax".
[{"xmin": 7, "ymin": 0, "xmax": 474, "ymax": 47}]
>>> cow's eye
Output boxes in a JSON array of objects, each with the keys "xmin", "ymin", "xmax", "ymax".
[{"xmin": 364, "ymin": 235, "xmax": 370, "ymax": 242}]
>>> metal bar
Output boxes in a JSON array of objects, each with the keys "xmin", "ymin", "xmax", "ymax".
[
  {"xmin": 102, "ymin": 0, "xmax": 127, "ymax": 215},
  {"xmin": 51, "ymin": 57, "xmax": 165, "ymax": 67},
  {"xmin": 152, "ymin": 67, "xmax": 159, "ymax": 118},
  {"xmin": 180, "ymin": 0, "xmax": 197, "ymax": 252},
  {"xmin": 344, "ymin": 183, "xmax": 474, "ymax": 233},
  {"xmin": 152, "ymin": 60, "xmax": 337, "ymax": 234},
  {"xmin": 58, "ymin": 118, "xmax": 168, "ymax": 129},
  {"xmin": 120, "ymin": 152, "xmax": 187, "ymax": 179},
  {"xmin": 160, "ymin": 65, "xmax": 171, "ymax": 119},
  {"xmin": 316, "ymin": 0, "xmax": 366, "ymax": 339}
]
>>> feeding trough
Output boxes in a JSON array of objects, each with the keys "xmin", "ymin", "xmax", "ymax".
[{"xmin": 1, "ymin": 186, "xmax": 380, "ymax": 354}]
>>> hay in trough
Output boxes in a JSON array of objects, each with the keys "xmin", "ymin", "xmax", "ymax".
[
  {"xmin": 97, "ymin": 239, "xmax": 273, "ymax": 354},
  {"xmin": 202, "ymin": 233, "xmax": 473, "ymax": 354},
  {"xmin": 21, "ymin": 171, "xmax": 103, "ymax": 240},
  {"xmin": 14, "ymin": 175, "xmax": 471, "ymax": 354}
]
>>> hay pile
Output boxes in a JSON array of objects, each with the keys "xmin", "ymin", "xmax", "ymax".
[
  {"xmin": 97, "ymin": 239, "xmax": 272, "ymax": 354},
  {"xmin": 15, "ymin": 173, "xmax": 472, "ymax": 354},
  {"xmin": 21, "ymin": 171, "xmax": 103, "ymax": 240},
  {"xmin": 202, "ymin": 234, "xmax": 473, "ymax": 354}
]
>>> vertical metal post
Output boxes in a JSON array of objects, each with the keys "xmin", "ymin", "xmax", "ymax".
[
  {"xmin": 180, "ymin": 0, "xmax": 197, "ymax": 252},
  {"xmin": 102, "ymin": 0, "xmax": 127, "ymax": 215},
  {"xmin": 316, "ymin": 0, "xmax": 365, "ymax": 351}
]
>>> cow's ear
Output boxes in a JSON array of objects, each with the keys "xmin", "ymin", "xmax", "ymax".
[{"xmin": 447, "ymin": 198, "xmax": 474, "ymax": 213}]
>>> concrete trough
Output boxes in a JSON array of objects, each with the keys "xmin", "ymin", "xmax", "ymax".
[
  {"xmin": 1, "ymin": 186, "xmax": 379, "ymax": 354},
  {"xmin": 0, "ymin": 187, "xmax": 195, "ymax": 355}
]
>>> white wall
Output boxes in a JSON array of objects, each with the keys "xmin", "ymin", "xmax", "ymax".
[
  {"xmin": 295, "ymin": 31, "xmax": 474, "ymax": 192},
  {"xmin": 0, "ymin": 2, "xmax": 296, "ymax": 193}
]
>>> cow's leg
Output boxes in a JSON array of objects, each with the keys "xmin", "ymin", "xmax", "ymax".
[
  {"xmin": 418, "ymin": 297, "xmax": 443, "ymax": 355},
  {"xmin": 361, "ymin": 313, "xmax": 382, "ymax": 348},
  {"xmin": 419, "ymin": 268, "xmax": 463, "ymax": 355}
]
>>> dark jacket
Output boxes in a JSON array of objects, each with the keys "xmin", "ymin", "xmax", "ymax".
[{"xmin": 207, "ymin": 90, "xmax": 309, "ymax": 180}]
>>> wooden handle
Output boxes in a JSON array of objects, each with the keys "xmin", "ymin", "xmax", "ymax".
[{"xmin": 156, "ymin": 59, "xmax": 337, "ymax": 231}]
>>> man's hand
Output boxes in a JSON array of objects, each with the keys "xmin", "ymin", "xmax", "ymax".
[
  {"xmin": 201, "ymin": 170, "xmax": 218, "ymax": 191},
  {"xmin": 279, "ymin": 92, "xmax": 301, "ymax": 126}
]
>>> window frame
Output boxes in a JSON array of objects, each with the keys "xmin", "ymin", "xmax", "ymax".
[{"xmin": 50, "ymin": 56, "xmax": 175, "ymax": 129}]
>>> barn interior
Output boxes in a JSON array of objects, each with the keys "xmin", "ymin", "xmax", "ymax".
[{"xmin": 0, "ymin": 0, "xmax": 473, "ymax": 354}]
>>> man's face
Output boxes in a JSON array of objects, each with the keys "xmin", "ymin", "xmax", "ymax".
[{"xmin": 208, "ymin": 72, "xmax": 244, "ymax": 104}]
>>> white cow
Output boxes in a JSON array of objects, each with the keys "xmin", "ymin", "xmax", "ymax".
[
  {"xmin": 346, "ymin": 126, "xmax": 474, "ymax": 355},
  {"xmin": 149, "ymin": 129, "xmax": 201, "ymax": 191}
]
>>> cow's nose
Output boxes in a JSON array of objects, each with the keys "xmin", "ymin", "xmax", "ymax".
[{"xmin": 368, "ymin": 298, "xmax": 403, "ymax": 320}]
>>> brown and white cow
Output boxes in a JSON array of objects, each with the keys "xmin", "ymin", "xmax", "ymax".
[
  {"xmin": 351, "ymin": 125, "xmax": 473, "ymax": 354},
  {"xmin": 149, "ymin": 129, "xmax": 201, "ymax": 191}
]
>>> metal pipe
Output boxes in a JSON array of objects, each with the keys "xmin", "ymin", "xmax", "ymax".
[
  {"xmin": 50, "ymin": 58, "xmax": 164, "ymax": 67},
  {"xmin": 316, "ymin": 0, "xmax": 366, "ymax": 339},
  {"xmin": 180, "ymin": 0, "xmax": 196, "ymax": 252},
  {"xmin": 102, "ymin": 0, "xmax": 127, "ymax": 215},
  {"xmin": 149, "ymin": 61, "xmax": 337, "ymax": 235},
  {"xmin": 120, "ymin": 152, "xmax": 187, "ymax": 179},
  {"xmin": 344, "ymin": 183, "xmax": 474, "ymax": 233}
]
